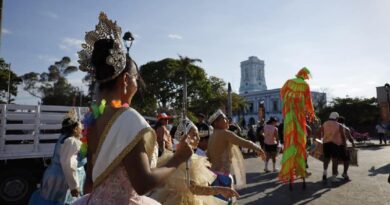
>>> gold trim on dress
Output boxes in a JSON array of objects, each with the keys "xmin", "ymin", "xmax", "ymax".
[
  {"xmin": 93, "ymin": 107, "xmax": 128, "ymax": 165},
  {"xmin": 93, "ymin": 127, "xmax": 156, "ymax": 188}
]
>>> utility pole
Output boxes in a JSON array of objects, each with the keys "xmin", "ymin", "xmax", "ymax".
[
  {"xmin": 79, "ymin": 88, "xmax": 83, "ymax": 106},
  {"xmin": 385, "ymin": 83, "xmax": 390, "ymax": 121},
  {"xmin": 227, "ymin": 82, "xmax": 232, "ymax": 118},
  {"xmin": 7, "ymin": 63, "xmax": 11, "ymax": 104}
]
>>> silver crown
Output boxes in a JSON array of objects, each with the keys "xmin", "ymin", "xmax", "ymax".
[
  {"xmin": 174, "ymin": 118, "xmax": 197, "ymax": 140},
  {"xmin": 63, "ymin": 108, "xmax": 79, "ymax": 126},
  {"xmin": 78, "ymin": 12, "xmax": 126, "ymax": 83}
]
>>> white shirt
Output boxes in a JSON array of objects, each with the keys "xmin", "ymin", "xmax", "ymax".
[{"xmin": 60, "ymin": 137, "xmax": 81, "ymax": 190}]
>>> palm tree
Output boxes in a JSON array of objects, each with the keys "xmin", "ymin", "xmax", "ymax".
[{"xmin": 178, "ymin": 55, "xmax": 202, "ymax": 115}]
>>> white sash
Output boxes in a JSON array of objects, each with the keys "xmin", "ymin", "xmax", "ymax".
[{"xmin": 92, "ymin": 108, "xmax": 156, "ymax": 186}]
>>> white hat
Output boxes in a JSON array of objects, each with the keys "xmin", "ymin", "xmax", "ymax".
[
  {"xmin": 208, "ymin": 109, "xmax": 227, "ymax": 124},
  {"xmin": 329, "ymin": 112, "xmax": 339, "ymax": 120},
  {"xmin": 174, "ymin": 118, "xmax": 197, "ymax": 140}
]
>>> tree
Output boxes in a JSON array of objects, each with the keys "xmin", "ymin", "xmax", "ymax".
[
  {"xmin": 0, "ymin": 58, "xmax": 22, "ymax": 103},
  {"xmin": 81, "ymin": 69, "xmax": 95, "ymax": 102},
  {"xmin": 318, "ymin": 97, "xmax": 379, "ymax": 134},
  {"xmin": 190, "ymin": 76, "xmax": 225, "ymax": 116},
  {"xmin": 21, "ymin": 57, "xmax": 86, "ymax": 105},
  {"xmin": 134, "ymin": 57, "xmax": 207, "ymax": 114},
  {"xmin": 133, "ymin": 57, "xmax": 247, "ymax": 117}
]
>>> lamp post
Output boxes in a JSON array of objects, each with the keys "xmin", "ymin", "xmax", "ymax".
[
  {"xmin": 123, "ymin": 31, "xmax": 134, "ymax": 56},
  {"xmin": 385, "ymin": 83, "xmax": 390, "ymax": 120}
]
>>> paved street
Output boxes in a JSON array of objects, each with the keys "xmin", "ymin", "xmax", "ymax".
[{"xmin": 237, "ymin": 141, "xmax": 390, "ymax": 205}]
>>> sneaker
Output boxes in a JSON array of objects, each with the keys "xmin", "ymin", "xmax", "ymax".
[
  {"xmin": 342, "ymin": 173, "xmax": 350, "ymax": 181},
  {"xmin": 264, "ymin": 168, "xmax": 271, "ymax": 173},
  {"xmin": 330, "ymin": 175, "xmax": 340, "ymax": 182}
]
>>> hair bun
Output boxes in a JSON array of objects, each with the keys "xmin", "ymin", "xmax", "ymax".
[{"xmin": 91, "ymin": 39, "xmax": 116, "ymax": 82}]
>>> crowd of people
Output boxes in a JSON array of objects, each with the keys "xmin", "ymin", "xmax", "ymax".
[{"xmin": 27, "ymin": 12, "xmax": 390, "ymax": 205}]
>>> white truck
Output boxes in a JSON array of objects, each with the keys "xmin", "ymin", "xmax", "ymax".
[{"xmin": 0, "ymin": 104, "xmax": 88, "ymax": 205}]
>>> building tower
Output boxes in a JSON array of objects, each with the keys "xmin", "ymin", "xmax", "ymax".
[{"xmin": 239, "ymin": 56, "xmax": 267, "ymax": 94}]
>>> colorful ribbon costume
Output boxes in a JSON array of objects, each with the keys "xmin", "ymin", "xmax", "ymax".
[{"xmin": 278, "ymin": 67, "xmax": 315, "ymax": 183}]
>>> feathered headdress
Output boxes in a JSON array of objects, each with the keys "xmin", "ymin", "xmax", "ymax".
[
  {"xmin": 77, "ymin": 12, "xmax": 126, "ymax": 83},
  {"xmin": 295, "ymin": 67, "xmax": 311, "ymax": 80}
]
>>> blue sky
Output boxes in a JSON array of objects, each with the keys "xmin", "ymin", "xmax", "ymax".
[{"xmin": 2, "ymin": 0, "xmax": 390, "ymax": 104}]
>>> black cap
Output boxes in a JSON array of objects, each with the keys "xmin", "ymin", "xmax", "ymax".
[{"xmin": 267, "ymin": 117, "xmax": 278, "ymax": 124}]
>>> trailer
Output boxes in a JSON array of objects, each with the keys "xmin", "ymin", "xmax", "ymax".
[{"xmin": 0, "ymin": 104, "xmax": 88, "ymax": 205}]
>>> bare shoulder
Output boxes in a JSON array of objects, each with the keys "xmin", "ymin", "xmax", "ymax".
[{"xmin": 225, "ymin": 129, "xmax": 240, "ymax": 139}]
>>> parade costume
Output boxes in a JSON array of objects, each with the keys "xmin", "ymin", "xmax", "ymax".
[
  {"xmin": 207, "ymin": 110, "xmax": 263, "ymax": 201},
  {"xmin": 152, "ymin": 152, "xmax": 226, "ymax": 205},
  {"xmin": 278, "ymin": 68, "xmax": 315, "ymax": 183},
  {"xmin": 72, "ymin": 12, "xmax": 159, "ymax": 205},
  {"xmin": 29, "ymin": 109, "xmax": 86, "ymax": 205},
  {"xmin": 72, "ymin": 108, "xmax": 159, "ymax": 205},
  {"xmin": 151, "ymin": 118, "xmax": 226, "ymax": 205}
]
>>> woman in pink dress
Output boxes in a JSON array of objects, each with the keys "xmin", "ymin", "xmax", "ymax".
[{"xmin": 73, "ymin": 12, "xmax": 192, "ymax": 205}]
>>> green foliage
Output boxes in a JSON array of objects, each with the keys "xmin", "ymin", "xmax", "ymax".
[
  {"xmin": 81, "ymin": 67, "xmax": 96, "ymax": 101},
  {"xmin": 0, "ymin": 58, "xmax": 22, "ymax": 103},
  {"xmin": 132, "ymin": 57, "xmax": 246, "ymax": 117},
  {"xmin": 21, "ymin": 57, "xmax": 88, "ymax": 106},
  {"xmin": 317, "ymin": 97, "xmax": 379, "ymax": 133}
]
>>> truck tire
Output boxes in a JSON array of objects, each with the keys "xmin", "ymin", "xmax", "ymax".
[{"xmin": 0, "ymin": 169, "xmax": 36, "ymax": 205}]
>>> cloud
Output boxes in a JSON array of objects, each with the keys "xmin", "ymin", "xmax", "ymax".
[
  {"xmin": 168, "ymin": 34, "xmax": 183, "ymax": 40},
  {"xmin": 37, "ymin": 55, "xmax": 58, "ymax": 64},
  {"xmin": 40, "ymin": 11, "xmax": 59, "ymax": 19},
  {"xmin": 59, "ymin": 38, "xmax": 83, "ymax": 51},
  {"xmin": 2, "ymin": 28, "xmax": 12, "ymax": 34}
]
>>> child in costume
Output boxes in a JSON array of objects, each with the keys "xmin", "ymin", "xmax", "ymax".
[
  {"xmin": 151, "ymin": 118, "xmax": 238, "ymax": 205},
  {"xmin": 207, "ymin": 109, "xmax": 265, "ymax": 202},
  {"xmin": 29, "ymin": 109, "xmax": 86, "ymax": 205},
  {"xmin": 278, "ymin": 67, "xmax": 316, "ymax": 189}
]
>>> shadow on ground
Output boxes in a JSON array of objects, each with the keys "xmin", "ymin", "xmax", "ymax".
[
  {"xmin": 368, "ymin": 163, "xmax": 390, "ymax": 176},
  {"xmin": 358, "ymin": 145, "xmax": 384, "ymax": 151},
  {"xmin": 238, "ymin": 172, "xmax": 350, "ymax": 205}
]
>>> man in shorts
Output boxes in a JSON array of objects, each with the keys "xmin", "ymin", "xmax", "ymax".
[
  {"xmin": 318, "ymin": 112, "xmax": 346, "ymax": 182},
  {"xmin": 337, "ymin": 116, "xmax": 356, "ymax": 180}
]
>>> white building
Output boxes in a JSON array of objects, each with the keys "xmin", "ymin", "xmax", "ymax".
[
  {"xmin": 237, "ymin": 57, "xmax": 326, "ymax": 126},
  {"xmin": 239, "ymin": 56, "xmax": 267, "ymax": 93}
]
